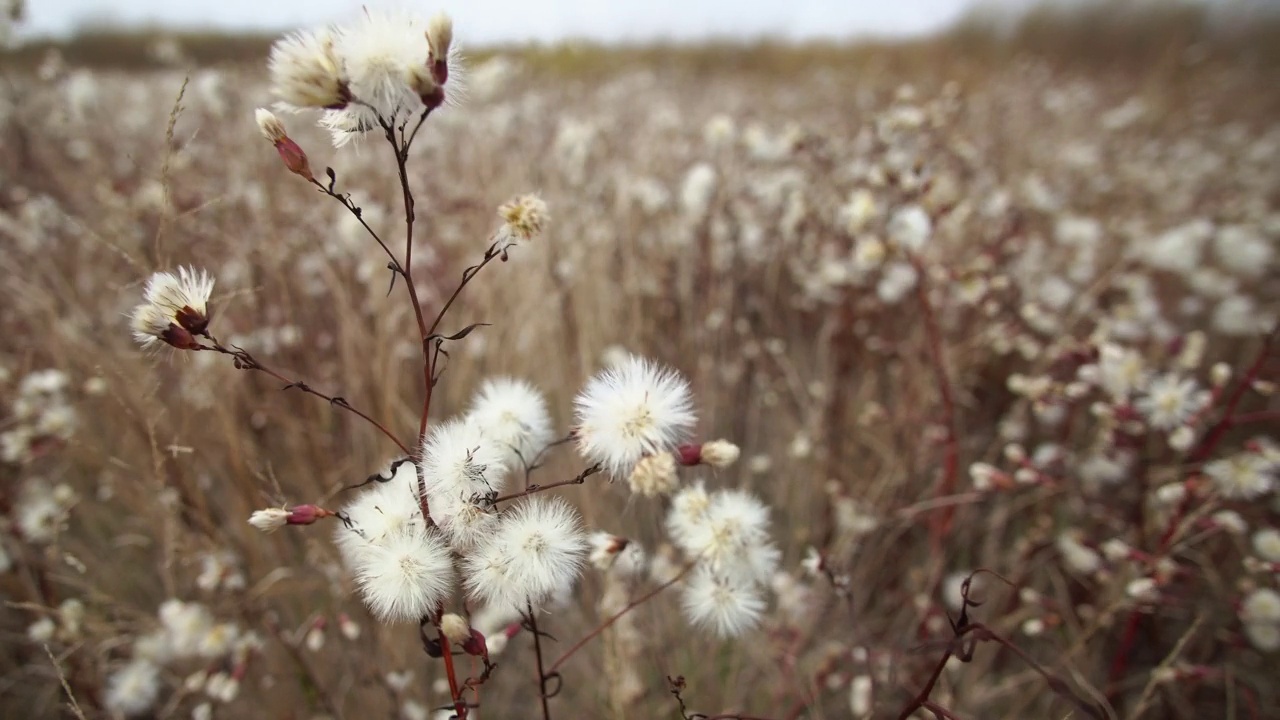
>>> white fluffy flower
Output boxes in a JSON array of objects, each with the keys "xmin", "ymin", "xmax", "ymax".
[
  {"xmin": 105, "ymin": 659, "xmax": 162, "ymax": 717},
  {"xmin": 1095, "ymin": 343, "xmax": 1147, "ymax": 400},
  {"xmin": 335, "ymin": 461, "xmax": 423, "ymax": 563},
  {"xmin": 1252, "ymin": 528, "xmax": 1280, "ymax": 563},
  {"xmin": 429, "ymin": 495, "xmax": 499, "ymax": 551},
  {"xmin": 668, "ymin": 487, "xmax": 777, "ymax": 585},
  {"xmin": 1135, "ymin": 373, "xmax": 1206, "ymax": 430},
  {"xmin": 130, "ymin": 267, "xmax": 215, "ymax": 348},
  {"xmin": 1214, "ymin": 225, "xmax": 1273, "ymax": 279},
  {"xmin": 680, "ymin": 163, "xmax": 717, "ymax": 217},
  {"xmin": 350, "ymin": 523, "xmax": 454, "ymax": 622},
  {"xmin": 875, "ymin": 261, "xmax": 918, "ymax": 304},
  {"xmin": 886, "ymin": 205, "xmax": 932, "ymax": 252},
  {"xmin": 334, "ymin": 11, "xmax": 428, "ymax": 119},
  {"xmin": 680, "ymin": 565, "xmax": 765, "ymax": 637},
  {"xmin": 464, "ymin": 377, "xmax": 554, "ymax": 473},
  {"xmin": 1242, "ymin": 588, "xmax": 1280, "ymax": 625},
  {"xmin": 158, "ymin": 599, "xmax": 214, "ymax": 660},
  {"xmin": 421, "ymin": 419, "xmax": 508, "ymax": 504},
  {"xmin": 268, "ymin": 27, "xmax": 347, "ymax": 110},
  {"xmin": 574, "ymin": 355, "xmax": 696, "ymax": 478},
  {"xmin": 1204, "ymin": 452, "xmax": 1274, "ymax": 500},
  {"xmin": 463, "ymin": 496, "xmax": 587, "ymax": 612}
]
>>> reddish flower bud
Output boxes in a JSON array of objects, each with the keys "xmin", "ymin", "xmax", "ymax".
[
  {"xmin": 274, "ymin": 137, "xmax": 314, "ymax": 182},
  {"xmin": 676, "ymin": 443, "xmax": 702, "ymax": 466},
  {"xmin": 286, "ymin": 504, "xmax": 333, "ymax": 526},
  {"xmin": 461, "ymin": 628, "xmax": 488, "ymax": 659}
]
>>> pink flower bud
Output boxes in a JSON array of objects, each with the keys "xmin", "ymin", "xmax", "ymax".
[
  {"xmin": 676, "ymin": 443, "xmax": 702, "ymax": 466},
  {"xmin": 286, "ymin": 504, "xmax": 333, "ymax": 526},
  {"xmin": 274, "ymin": 137, "xmax": 314, "ymax": 182}
]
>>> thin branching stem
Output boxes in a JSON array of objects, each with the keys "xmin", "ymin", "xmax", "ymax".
[
  {"xmin": 527, "ymin": 603, "xmax": 556, "ymax": 720},
  {"xmin": 201, "ymin": 339, "xmax": 411, "ymax": 456},
  {"xmin": 549, "ymin": 562, "xmax": 696, "ymax": 674},
  {"xmin": 490, "ymin": 465, "xmax": 602, "ymax": 506}
]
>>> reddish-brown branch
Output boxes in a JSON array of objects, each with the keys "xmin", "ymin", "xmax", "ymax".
[
  {"xmin": 439, "ymin": 626, "xmax": 467, "ymax": 718},
  {"xmin": 202, "ymin": 340, "xmax": 411, "ymax": 456},
  {"xmin": 490, "ymin": 464, "xmax": 601, "ymax": 506},
  {"xmin": 1109, "ymin": 330, "xmax": 1276, "ymax": 700}
]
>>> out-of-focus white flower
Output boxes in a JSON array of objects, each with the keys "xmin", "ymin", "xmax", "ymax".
[
  {"xmin": 1204, "ymin": 452, "xmax": 1274, "ymax": 500},
  {"xmin": 1126, "ymin": 577, "xmax": 1159, "ymax": 602},
  {"xmin": 627, "ymin": 452, "xmax": 679, "ymax": 497},
  {"xmin": 105, "ymin": 659, "xmax": 162, "ymax": 717},
  {"xmin": 680, "ymin": 163, "xmax": 717, "ymax": 217},
  {"xmin": 876, "ymin": 261, "xmax": 918, "ymax": 304},
  {"xmin": 1135, "ymin": 373, "xmax": 1206, "ymax": 430},
  {"xmin": 1211, "ymin": 510, "xmax": 1247, "ymax": 535},
  {"xmin": 1213, "ymin": 295, "xmax": 1271, "ymax": 337},
  {"xmin": 886, "ymin": 205, "xmax": 931, "ymax": 252},
  {"xmin": 849, "ymin": 675, "xmax": 874, "ymax": 717},
  {"xmin": 852, "ymin": 236, "xmax": 887, "ymax": 273},
  {"xmin": 497, "ymin": 194, "xmax": 549, "ymax": 241},
  {"xmin": 841, "ymin": 190, "xmax": 878, "ymax": 234},
  {"xmin": 1096, "ymin": 343, "xmax": 1147, "ymax": 400},
  {"xmin": 464, "ymin": 377, "xmax": 554, "ymax": 473},
  {"xmin": 268, "ymin": 27, "xmax": 348, "ymax": 110},
  {"xmin": 1241, "ymin": 588, "xmax": 1280, "ymax": 624},
  {"xmin": 463, "ymin": 496, "xmax": 587, "ymax": 612},
  {"xmin": 573, "ymin": 355, "xmax": 696, "ymax": 479},
  {"xmin": 1057, "ymin": 534, "xmax": 1102, "ymax": 575},
  {"xmin": 587, "ymin": 532, "xmax": 647, "ymax": 577},
  {"xmin": 668, "ymin": 488, "xmax": 777, "ymax": 584},
  {"xmin": 1139, "ymin": 220, "xmax": 1212, "ymax": 275},
  {"xmin": 680, "ymin": 565, "xmax": 764, "ymax": 637},
  {"xmin": 16, "ymin": 481, "xmax": 68, "ymax": 543},
  {"xmin": 1214, "ymin": 225, "xmax": 1273, "ymax": 279},
  {"xmin": 1253, "ymin": 528, "xmax": 1280, "ymax": 563},
  {"xmin": 27, "ymin": 617, "xmax": 56, "ymax": 643}
]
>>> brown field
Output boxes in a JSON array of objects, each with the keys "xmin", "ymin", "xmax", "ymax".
[{"xmin": 2, "ymin": 5, "xmax": 1279, "ymax": 720}]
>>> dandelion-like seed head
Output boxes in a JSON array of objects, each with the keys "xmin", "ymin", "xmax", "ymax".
[
  {"xmin": 1135, "ymin": 373, "xmax": 1205, "ymax": 430},
  {"xmin": 1205, "ymin": 452, "xmax": 1274, "ymax": 500},
  {"xmin": 130, "ymin": 267, "xmax": 215, "ymax": 350},
  {"xmin": 335, "ymin": 460, "xmax": 424, "ymax": 564},
  {"xmin": 463, "ymin": 496, "xmax": 586, "ymax": 612},
  {"xmin": 464, "ymin": 377, "xmax": 554, "ymax": 473},
  {"xmin": 498, "ymin": 194, "xmax": 549, "ymax": 241},
  {"xmin": 627, "ymin": 452, "xmax": 679, "ymax": 497},
  {"xmin": 421, "ymin": 419, "xmax": 508, "ymax": 504},
  {"xmin": 268, "ymin": 27, "xmax": 349, "ymax": 110},
  {"xmin": 430, "ymin": 495, "xmax": 499, "ymax": 551},
  {"xmin": 574, "ymin": 354, "xmax": 697, "ymax": 479},
  {"xmin": 352, "ymin": 525, "xmax": 455, "ymax": 623},
  {"xmin": 105, "ymin": 659, "xmax": 162, "ymax": 718},
  {"xmin": 680, "ymin": 565, "xmax": 765, "ymax": 638}
]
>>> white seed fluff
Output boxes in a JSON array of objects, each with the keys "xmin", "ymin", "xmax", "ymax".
[
  {"xmin": 574, "ymin": 354, "xmax": 696, "ymax": 479},
  {"xmin": 105, "ymin": 659, "xmax": 162, "ymax": 717},
  {"xmin": 680, "ymin": 565, "xmax": 765, "ymax": 638},
  {"xmin": 421, "ymin": 419, "xmax": 508, "ymax": 505},
  {"xmin": 352, "ymin": 525, "xmax": 454, "ymax": 623},
  {"xmin": 463, "ymin": 496, "xmax": 587, "ymax": 612},
  {"xmin": 464, "ymin": 377, "xmax": 554, "ymax": 473}
]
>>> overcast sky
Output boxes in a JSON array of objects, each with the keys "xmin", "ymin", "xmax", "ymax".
[{"xmin": 24, "ymin": 0, "xmax": 1026, "ymax": 41}]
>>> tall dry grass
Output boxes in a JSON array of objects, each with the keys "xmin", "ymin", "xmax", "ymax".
[{"xmin": 1, "ymin": 6, "xmax": 1279, "ymax": 720}]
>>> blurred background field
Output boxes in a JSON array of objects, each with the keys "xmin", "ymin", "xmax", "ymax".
[{"xmin": 2, "ymin": 1, "xmax": 1279, "ymax": 719}]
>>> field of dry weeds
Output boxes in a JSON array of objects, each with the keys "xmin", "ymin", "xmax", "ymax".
[{"xmin": 1, "ymin": 15, "xmax": 1279, "ymax": 720}]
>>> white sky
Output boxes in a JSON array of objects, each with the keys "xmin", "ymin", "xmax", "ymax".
[{"xmin": 24, "ymin": 0, "xmax": 1021, "ymax": 41}]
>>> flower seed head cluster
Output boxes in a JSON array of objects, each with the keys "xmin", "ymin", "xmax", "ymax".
[
  {"xmin": 463, "ymin": 496, "xmax": 587, "ymax": 613},
  {"xmin": 667, "ymin": 484, "xmax": 778, "ymax": 637},
  {"xmin": 335, "ymin": 461, "xmax": 454, "ymax": 622},
  {"xmin": 574, "ymin": 354, "xmax": 697, "ymax": 479},
  {"xmin": 129, "ymin": 267, "xmax": 214, "ymax": 350},
  {"xmin": 266, "ymin": 11, "xmax": 462, "ymax": 147},
  {"xmin": 463, "ymin": 377, "xmax": 554, "ymax": 473},
  {"xmin": 498, "ymin": 194, "xmax": 550, "ymax": 241},
  {"xmin": 420, "ymin": 418, "xmax": 508, "ymax": 503}
]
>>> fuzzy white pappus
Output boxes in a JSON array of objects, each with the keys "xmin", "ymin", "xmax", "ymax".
[
  {"xmin": 105, "ymin": 659, "xmax": 162, "ymax": 717},
  {"xmin": 334, "ymin": 460, "xmax": 424, "ymax": 564},
  {"xmin": 573, "ymin": 355, "xmax": 696, "ymax": 479},
  {"xmin": 680, "ymin": 565, "xmax": 765, "ymax": 638},
  {"xmin": 464, "ymin": 377, "xmax": 554, "ymax": 473},
  {"xmin": 421, "ymin": 419, "xmax": 508, "ymax": 505},
  {"xmin": 463, "ymin": 496, "xmax": 587, "ymax": 612}
]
